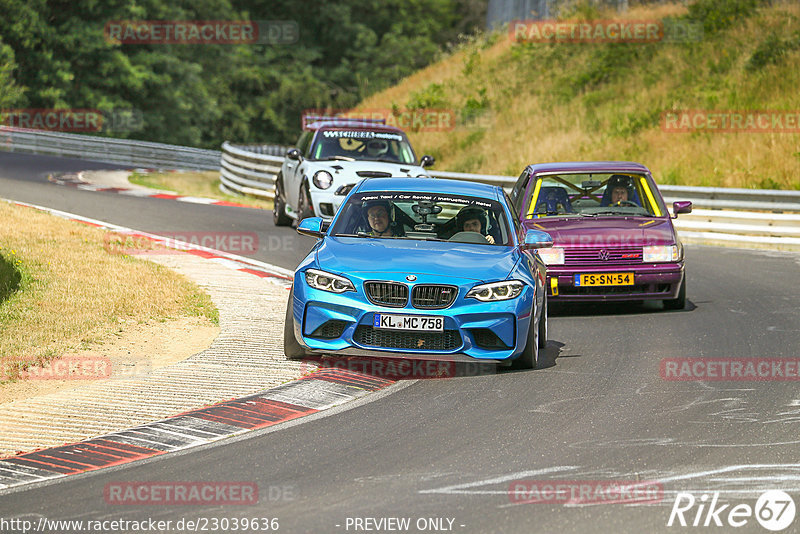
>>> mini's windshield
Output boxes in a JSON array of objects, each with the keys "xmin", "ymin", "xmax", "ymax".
[
  {"xmin": 310, "ymin": 129, "xmax": 416, "ymax": 164},
  {"xmin": 330, "ymin": 192, "xmax": 511, "ymax": 246},
  {"xmin": 523, "ymin": 173, "xmax": 665, "ymax": 218}
]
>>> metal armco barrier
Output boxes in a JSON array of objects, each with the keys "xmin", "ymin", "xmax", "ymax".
[
  {"xmin": 219, "ymin": 142, "xmax": 285, "ymax": 199},
  {"xmin": 2, "ymin": 126, "xmax": 796, "ymax": 251},
  {"xmin": 0, "ymin": 126, "xmax": 220, "ymax": 171}
]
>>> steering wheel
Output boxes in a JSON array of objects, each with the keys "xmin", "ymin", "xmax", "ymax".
[{"xmin": 615, "ymin": 200, "xmax": 639, "ymax": 207}]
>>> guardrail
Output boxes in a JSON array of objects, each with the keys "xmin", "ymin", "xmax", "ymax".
[
  {"xmin": 219, "ymin": 142, "xmax": 285, "ymax": 199},
  {"xmin": 0, "ymin": 126, "xmax": 221, "ymax": 171},
  {"xmin": 2, "ymin": 127, "xmax": 796, "ymax": 251},
  {"xmin": 218, "ymin": 143, "xmax": 800, "ymax": 250}
]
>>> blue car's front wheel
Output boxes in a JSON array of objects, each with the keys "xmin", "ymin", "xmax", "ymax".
[
  {"xmin": 284, "ymin": 289, "xmax": 307, "ymax": 360},
  {"xmin": 513, "ymin": 311, "xmax": 539, "ymax": 370}
]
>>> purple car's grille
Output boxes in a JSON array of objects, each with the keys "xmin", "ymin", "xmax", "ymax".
[
  {"xmin": 365, "ymin": 282, "xmax": 408, "ymax": 307},
  {"xmin": 565, "ymin": 247, "xmax": 644, "ymax": 266},
  {"xmin": 412, "ymin": 285, "xmax": 458, "ymax": 309}
]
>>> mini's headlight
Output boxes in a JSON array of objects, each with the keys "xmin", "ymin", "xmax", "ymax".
[
  {"xmin": 643, "ymin": 245, "xmax": 679, "ymax": 263},
  {"xmin": 536, "ymin": 247, "xmax": 564, "ymax": 265},
  {"xmin": 305, "ymin": 268, "xmax": 355, "ymax": 293},
  {"xmin": 312, "ymin": 170, "xmax": 333, "ymax": 190},
  {"xmin": 466, "ymin": 280, "xmax": 525, "ymax": 302}
]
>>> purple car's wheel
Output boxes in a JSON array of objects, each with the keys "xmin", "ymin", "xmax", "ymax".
[{"xmin": 664, "ymin": 274, "xmax": 687, "ymax": 310}]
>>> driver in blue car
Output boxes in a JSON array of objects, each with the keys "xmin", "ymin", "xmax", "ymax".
[
  {"xmin": 364, "ymin": 200, "xmax": 398, "ymax": 237},
  {"xmin": 457, "ymin": 206, "xmax": 495, "ymax": 244}
]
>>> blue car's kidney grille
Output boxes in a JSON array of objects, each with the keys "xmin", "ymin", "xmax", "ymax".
[
  {"xmin": 354, "ymin": 326, "xmax": 460, "ymax": 351},
  {"xmin": 365, "ymin": 282, "xmax": 408, "ymax": 307},
  {"xmin": 412, "ymin": 285, "xmax": 457, "ymax": 309},
  {"xmin": 565, "ymin": 246, "xmax": 643, "ymax": 266}
]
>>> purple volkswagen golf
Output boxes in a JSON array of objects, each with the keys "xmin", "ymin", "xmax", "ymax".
[{"xmin": 509, "ymin": 162, "xmax": 693, "ymax": 309}]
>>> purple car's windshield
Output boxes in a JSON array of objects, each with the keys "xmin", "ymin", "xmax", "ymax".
[
  {"xmin": 331, "ymin": 192, "xmax": 511, "ymax": 246},
  {"xmin": 310, "ymin": 130, "xmax": 416, "ymax": 164},
  {"xmin": 524, "ymin": 173, "xmax": 665, "ymax": 218}
]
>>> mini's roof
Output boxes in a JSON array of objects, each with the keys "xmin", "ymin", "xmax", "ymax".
[
  {"xmin": 525, "ymin": 161, "xmax": 651, "ymax": 175},
  {"xmin": 354, "ymin": 177, "xmax": 503, "ymax": 200}
]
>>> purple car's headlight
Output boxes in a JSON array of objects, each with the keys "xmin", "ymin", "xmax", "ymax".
[
  {"xmin": 536, "ymin": 247, "xmax": 564, "ymax": 265},
  {"xmin": 305, "ymin": 268, "xmax": 355, "ymax": 293},
  {"xmin": 466, "ymin": 280, "xmax": 524, "ymax": 302},
  {"xmin": 643, "ymin": 245, "xmax": 679, "ymax": 263}
]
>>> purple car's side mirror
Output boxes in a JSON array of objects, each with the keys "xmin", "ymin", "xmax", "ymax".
[{"xmin": 672, "ymin": 201, "xmax": 692, "ymax": 218}]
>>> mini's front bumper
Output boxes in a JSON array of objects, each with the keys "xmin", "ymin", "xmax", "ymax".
[
  {"xmin": 546, "ymin": 262, "xmax": 684, "ymax": 301},
  {"xmin": 289, "ymin": 277, "xmax": 536, "ymax": 362}
]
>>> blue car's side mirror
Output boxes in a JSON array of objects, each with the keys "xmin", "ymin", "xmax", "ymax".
[
  {"xmin": 521, "ymin": 229, "xmax": 553, "ymax": 250},
  {"xmin": 297, "ymin": 217, "xmax": 325, "ymax": 238}
]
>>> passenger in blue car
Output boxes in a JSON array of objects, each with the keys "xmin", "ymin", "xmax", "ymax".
[{"xmin": 456, "ymin": 206, "xmax": 495, "ymax": 244}]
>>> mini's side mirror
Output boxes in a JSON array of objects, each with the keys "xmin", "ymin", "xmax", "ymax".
[
  {"xmin": 672, "ymin": 201, "xmax": 692, "ymax": 218},
  {"xmin": 287, "ymin": 148, "xmax": 302, "ymax": 161},
  {"xmin": 419, "ymin": 155, "xmax": 435, "ymax": 168},
  {"xmin": 297, "ymin": 217, "xmax": 324, "ymax": 238},
  {"xmin": 521, "ymin": 229, "xmax": 553, "ymax": 250}
]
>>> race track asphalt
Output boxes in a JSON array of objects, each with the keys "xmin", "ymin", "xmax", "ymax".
[{"xmin": 2, "ymin": 152, "xmax": 799, "ymax": 533}]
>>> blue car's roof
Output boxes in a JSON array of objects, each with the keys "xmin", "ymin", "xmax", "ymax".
[
  {"xmin": 355, "ymin": 177, "xmax": 503, "ymax": 201},
  {"xmin": 526, "ymin": 161, "xmax": 651, "ymax": 175}
]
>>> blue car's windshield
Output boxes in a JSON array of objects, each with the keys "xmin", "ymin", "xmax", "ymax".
[{"xmin": 331, "ymin": 192, "xmax": 511, "ymax": 246}]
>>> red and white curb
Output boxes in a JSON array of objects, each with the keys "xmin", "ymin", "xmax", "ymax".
[
  {"xmin": 0, "ymin": 199, "xmax": 398, "ymax": 491},
  {"xmin": 0, "ymin": 369, "xmax": 394, "ymax": 490},
  {"xmin": 50, "ymin": 171, "xmax": 256, "ymax": 209}
]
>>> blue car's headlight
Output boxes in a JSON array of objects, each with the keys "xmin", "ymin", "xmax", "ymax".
[
  {"xmin": 466, "ymin": 280, "xmax": 524, "ymax": 302},
  {"xmin": 305, "ymin": 268, "xmax": 355, "ymax": 293}
]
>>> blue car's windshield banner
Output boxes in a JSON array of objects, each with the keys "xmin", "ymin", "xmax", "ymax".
[{"xmin": 353, "ymin": 192, "xmax": 498, "ymax": 210}]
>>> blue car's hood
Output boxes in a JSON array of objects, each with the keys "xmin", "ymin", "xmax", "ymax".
[{"xmin": 317, "ymin": 237, "xmax": 519, "ymax": 282}]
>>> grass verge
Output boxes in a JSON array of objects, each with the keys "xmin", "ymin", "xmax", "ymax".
[
  {"xmin": 360, "ymin": 1, "xmax": 800, "ymax": 189},
  {"xmin": 0, "ymin": 200, "xmax": 218, "ymax": 383},
  {"xmin": 129, "ymin": 170, "xmax": 274, "ymax": 209}
]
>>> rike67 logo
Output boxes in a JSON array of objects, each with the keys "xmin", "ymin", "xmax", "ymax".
[{"xmin": 668, "ymin": 490, "xmax": 796, "ymax": 531}]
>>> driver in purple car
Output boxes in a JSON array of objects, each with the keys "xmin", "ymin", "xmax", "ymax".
[{"xmin": 603, "ymin": 175, "xmax": 639, "ymax": 207}]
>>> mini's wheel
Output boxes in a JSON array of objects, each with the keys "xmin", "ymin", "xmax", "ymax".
[{"xmin": 273, "ymin": 175, "xmax": 292, "ymax": 227}]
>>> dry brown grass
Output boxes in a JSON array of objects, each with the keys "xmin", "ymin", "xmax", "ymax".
[
  {"xmin": 129, "ymin": 170, "xmax": 274, "ymax": 209},
  {"xmin": 0, "ymin": 201, "xmax": 218, "ymax": 382},
  {"xmin": 359, "ymin": 2, "xmax": 800, "ymax": 189}
]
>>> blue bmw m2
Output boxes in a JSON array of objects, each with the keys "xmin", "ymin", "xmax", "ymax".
[{"xmin": 284, "ymin": 177, "xmax": 553, "ymax": 369}]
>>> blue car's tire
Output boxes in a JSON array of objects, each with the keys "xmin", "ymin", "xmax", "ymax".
[
  {"xmin": 284, "ymin": 290, "xmax": 307, "ymax": 360},
  {"xmin": 513, "ymin": 312, "xmax": 539, "ymax": 370},
  {"xmin": 537, "ymin": 295, "xmax": 548, "ymax": 349}
]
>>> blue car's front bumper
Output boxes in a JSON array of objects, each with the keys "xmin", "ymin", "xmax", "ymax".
[{"xmin": 289, "ymin": 273, "xmax": 536, "ymax": 363}]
